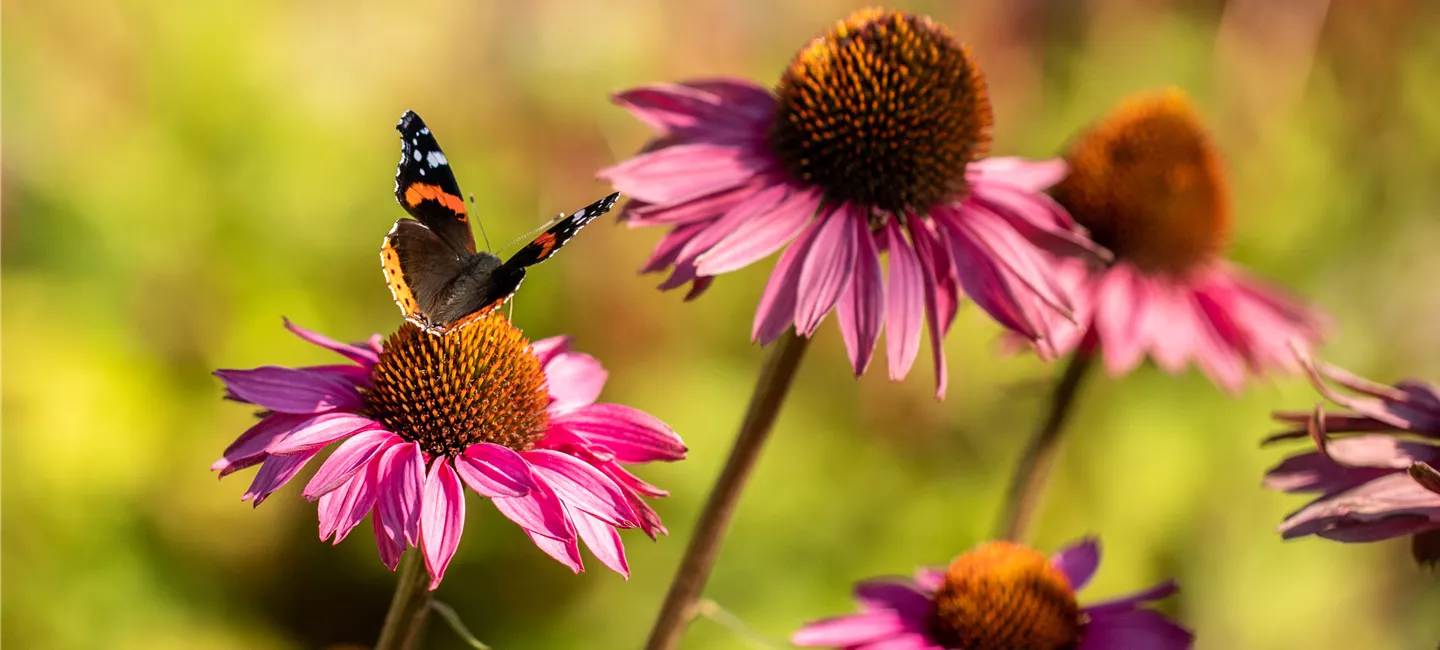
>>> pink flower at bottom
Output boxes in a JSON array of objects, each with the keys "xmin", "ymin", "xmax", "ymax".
[
  {"xmin": 792, "ymin": 539, "xmax": 1192, "ymax": 650},
  {"xmin": 213, "ymin": 315, "xmax": 685, "ymax": 588}
]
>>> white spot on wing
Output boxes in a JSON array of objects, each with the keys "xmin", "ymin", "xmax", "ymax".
[
  {"xmin": 420, "ymin": 128, "xmax": 430, "ymax": 135},
  {"xmin": 426, "ymin": 150, "xmax": 448, "ymax": 168},
  {"xmin": 412, "ymin": 150, "xmax": 421, "ymax": 161}
]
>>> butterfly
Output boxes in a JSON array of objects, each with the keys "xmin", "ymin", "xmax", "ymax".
[{"xmin": 382, "ymin": 110, "xmax": 619, "ymax": 335}]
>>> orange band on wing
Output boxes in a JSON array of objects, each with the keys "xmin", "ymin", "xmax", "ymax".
[
  {"xmin": 530, "ymin": 232, "xmax": 558, "ymax": 260},
  {"xmin": 404, "ymin": 183, "xmax": 469, "ymax": 218}
]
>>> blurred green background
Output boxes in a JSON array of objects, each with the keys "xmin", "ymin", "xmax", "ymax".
[{"xmin": 5, "ymin": 0, "xmax": 1439, "ymax": 648}]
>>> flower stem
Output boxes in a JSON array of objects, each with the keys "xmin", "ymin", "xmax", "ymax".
[
  {"xmin": 375, "ymin": 551, "xmax": 432, "ymax": 650},
  {"xmin": 997, "ymin": 349, "xmax": 1095, "ymax": 542},
  {"xmin": 644, "ymin": 331, "xmax": 811, "ymax": 650}
]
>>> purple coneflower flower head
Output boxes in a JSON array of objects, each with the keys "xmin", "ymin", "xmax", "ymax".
[
  {"xmin": 1263, "ymin": 356, "xmax": 1440, "ymax": 562},
  {"xmin": 792, "ymin": 538, "xmax": 1192, "ymax": 650},
  {"xmin": 213, "ymin": 315, "xmax": 685, "ymax": 588},
  {"xmin": 600, "ymin": 8, "xmax": 1106, "ymax": 397},
  {"xmin": 1034, "ymin": 89, "xmax": 1326, "ymax": 392}
]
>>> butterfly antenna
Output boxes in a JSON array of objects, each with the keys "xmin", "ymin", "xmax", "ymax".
[
  {"xmin": 468, "ymin": 193, "xmax": 494, "ymax": 252},
  {"xmin": 498, "ymin": 212, "xmax": 565, "ymax": 255}
]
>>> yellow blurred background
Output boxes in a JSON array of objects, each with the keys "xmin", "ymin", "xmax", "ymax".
[{"xmin": 4, "ymin": 0, "xmax": 1439, "ymax": 648}]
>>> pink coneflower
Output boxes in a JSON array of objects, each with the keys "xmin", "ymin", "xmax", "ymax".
[
  {"xmin": 1263, "ymin": 356, "xmax": 1440, "ymax": 562},
  {"xmin": 600, "ymin": 8, "xmax": 1105, "ymax": 397},
  {"xmin": 792, "ymin": 539, "xmax": 1192, "ymax": 650},
  {"xmin": 213, "ymin": 315, "xmax": 685, "ymax": 588},
  {"xmin": 1035, "ymin": 89, "xmax": 1326, "ymax": 392}
]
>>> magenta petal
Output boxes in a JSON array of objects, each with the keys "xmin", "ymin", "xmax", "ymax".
[
  {"xmin": 883, "ymin": 222, "xmax": 924, "ymax": 382},
  {"xmin": 214, "ymin": 366, "xmax": 363, "ymax": 413},
  {"xmin": 243, "ymin": 448, "xmax": 319, "ymax": 506},
  {"xmin": 377, "ymin": 442, "xmax": 425, "ymax": 547},
  {"xmin": 266, "ymin": 412, "xmax": 381, "ymax": 456},
  {"xmin": 1092, "ymin": 264, "xmax": 1149, "ymax": 376},
  {"xmin": 522, "ymin": 526, "xmax": 584, "ymax": 573},
  {"xmin": 794, "ymin": 205, "xmax": 859, "ymax": 336},
  {"xmin": 283, "ymin": 318, "xmax": 379, "ymax": 367},
  {"xmin": 1280, "ymin": 472, "xmax": 1440, "ymax": 541},
  {"xmin": 420, "ymin": 460, "xmax": 466, "ymax": 589},
  {"xmin": 853, "ymin": 581, "xmax": 932, "ymax": 623},
  {"xmin": 543, "ymin": 350, "xmax": 608, "ymax": 413},
  {"xmin": 317, "ymin": 468, "xmax": 377, "ymax": 544},
  {"xmin": 791, "ymin": 610, "xmax": 913, "ymax": 647},
  {"xmin": 372, "ymin": 506, "xmax": 405, "ymax": 571},
  {"xmin": 523, "ymin": 450, "xmax": 637, "ymax": 527},
  {"xmin": 612, "ymin": 83, "xmax": 754, "ymax": 138},
  {"xmin": 571, "ymin": 508, "xmax": 630, "ymax": 578},
  {"xmin": 530, "ymin": 336, "xmax": 571, "ymax": 368},
  {"xmin": 1052, "ymin": 537, "xmax": 1101, "ymax": 591},
  {"xmin": 969, "ymin": 156, "xmax": 1068, "ymax": 192},
  {"xmin": 683, "ymin": 77, "xmax": 776, "ymax": 119},
  {"xmin": 1078, "ymin": 608, "xmax": 1193, "ymax": 650},
  {"xmin": 213, "ymin": 413, "xmax": 309, "ymax": 477},
  {"xmin": 630, "ymin": 184, "xmax": 755, "ymax": 229},
  {"xmin": 550, "ymin": 403, "xmax": 686, "ymax": 463},
  {"xmin": 912, "ymin": 568, "xmax": 945, "ymax": 593},
  {"xmin": 1084, "ymin": 580, "xmax": 1180, "ymax": 616},
  {"xmin": 456, "ymin": 443, "xmax": 534, "ymax": 498},
  {"xmin": 676, "ymin": 183, "xmax": 790, "ymax": 264},
  {"xmin": 695, "ymin": 186, "xmax": 820, "ymax": 276},
  {"xmin": 855, "ymin": 635, "xmax": 943, "ymax": 650},
  {"xmin": 837, "ymin": 214, "xmax": 886, "ymax": 375},
  {"xmin": 492, "ymin": 475, "xmax": 575, "ymax": 541},
  {"xmin": 600, "ymin": 143, "xmax": 765, "ymax": 207},
  {"xmin": 303, "ymin": 429, "xmax": 396, "ymax": 500},
  {"xmin": 752, "ymin": 215, "xmax": 824, "ymax": 345},
  {"xmin": 908, "ymin": 221, "xmax": 950, "ymax": 399}
]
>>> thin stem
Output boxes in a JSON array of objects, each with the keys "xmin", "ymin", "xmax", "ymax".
[
  {"xmin": 644, "ymin": 331, "xmax": 812, "ymax": 650},
  {"xmin": 997, "ymin": 349, "xmax": 1095, "ymax": 542},
  {"xmin": 375, "ymin": 551, "xmax": 433, "ymax": 650}
]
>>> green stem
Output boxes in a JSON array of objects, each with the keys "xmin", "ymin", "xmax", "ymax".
[
  {"xmin": 997, "ymin": 349, "xmax": 1095, "ymax": 542},
  {"xmin": 644, "ymin": 331, "xmax": 812, "ymax": 650},
  {"xmin": 375, "ymin": 551, "xmax": 433, "ymax": 650}
]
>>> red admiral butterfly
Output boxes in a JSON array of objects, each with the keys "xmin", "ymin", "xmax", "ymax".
[{"xmin": 383, "ymin": 110, "xmax": 619, "ymax": 335}]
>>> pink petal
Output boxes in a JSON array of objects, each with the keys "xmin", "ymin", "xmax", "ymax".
[
  {"xmin": 523, "ymin": 450, "xmax": 637, "ymax": 527},
  {"xmin": 853, "ymin": 581, "xmax": 933, "ymax": 623},
  {"xmin": 303, "ymin": 429, "xmax": 397, "ymax": 499},
  {"xmin": 752, "ymin": 215, "xmax": 824, "ymax": 345},
  {"xmin": 372, "ymin": 505, "xmax": 405, "ymax": 571},
  {"xmin": 1262, "ymin": 450, "xmax": 1394, "ymax": 495},
  {"xmin": 491, "ymin": 475, "xmax": 575, "ymax": 541},
  {"xmin": 695, "ymin": 187, "xmax": 820, "ymax": 276},
  {"xmin": 675, "ymin": 183, "xmax": 790, "ymax": 263},
  {"xmin": 611, "ymin": 83, "xmax": 757, "ymax": 140},
  {"xmin": 791, "ymin": 610, "xmax": 914, "ymax": 647},
  {"xmin": 571, "ymin": 508, "xmax": 630, "ymax": 578},
  {"xmin": 794, "ymin": 205, "xmax": 860, "ymax": 336},
  {"xmin": 317, "ymin": 467, "xmax": 377, "ymax": 544},
  {"xmin": 549, "ymin": 403, "xmax": 686, "ymax": 463},
  {"xmin": 242, "ymin": 448, "xmax": 319, "ymax": 506},
  {"xmin": 682, "ymin": 78, "xmax": 777, "ymax": 119},
  {"xmin": 945, "ymin": 204, "xmax": 1073, "ymax": 323},
  {"xmin": 883, "ymin": 221, "xmax": 924, "ymax": 382},
  {"xmin": 1141, "ymin": 279, "xmax": 1200, "ymax": 375},
  {"xmin": 529, "ymin": 337, "xmax": 570, "ymax": 368},
  {"xmin": 907, "ymin": 220, "xmax": 951, "ymax": 399},
  {"xmin": 1078, "ymin": 608, "xmax": 1193, "ymax": 650},
  {"xmin": 968, "ymin": 156, "xmax": 1068, "ymax": 192},
  {"xmin": 522, "ymin": 526, "xmax": 584, "ymax": 573},
  {"xmin": 420, "ymin": 460, "xmax": 466, "ymax": 589},
  {"xmin": 599, "ymin": 143, "xmax": 766, "ymax": 207},
  {"xmin": 283, "ymin": 318, "xmax": 379, "ymax": 367},
  {"xmin": 212, "ymin": 413, "xmax": 309, "ymax": 477},
  {"xmin": 455, "ymin": 443, "xmax": 534, "ymax": 498},
  {"xmin": 215, "ymin": 366, "xmax": 364, "ymax": 413},
  {"xmin": 544, "ymin": 350, "xmax": 608, "ymax": 413},
  {"xmin": 1092, "ymin": 264, "xmax": 1150, "ymax": 377},
  {"xmin": 377, "ymin": 442, "xmax": 425, "ymax": 547},
  {"xmin": 837, "ymin": 214, "xmax": 886, "ymax": 375},
  {"xmin": 265, "ymin": 412, "xmax": 382, "ymax": 456},
  {"xmin": 1051, "ymin": 537, "xmax": 1101, "ymax": 591},
  {"xmin": 301, "ymin": 363, "xmax": 372, "ymax": 388},
  {"xmin": 629, "ymin": 183, "xmax": 755, "ymax": 228},
  {"xmin": 913, "ymin": 568, "xmax": 945, "ymax": 593},
  {"xmin": 855, "ymin": 635, "xmax": 943, "ymax": 650},
  {"xmin": 1280, "ymin": 472, "xmax": 1440, "ymax": 541},
  {"xmin": 1084, "ymin": 580, "xmax": 1180, "ymax": 615}
]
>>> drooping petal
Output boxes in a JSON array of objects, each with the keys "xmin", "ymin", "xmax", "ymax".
[
  {"xmin": 675, "ymin": 183, "xmax": 790, "ymax": 264},
  {"xmin": 317, "ymin": 467, "xmax": 377, "ymax": 544},
  {"xmin": 303, "ymin": 429, "xmax": 397, "ymax": 500},
  {"xmin": 571, "ymin": 508, "xmax": 630, "ymax": 578},
  {"xmin": 791, "ymin": 610, "xmax": 915, "ymax": 647},
  {"xmin": 243, "ymin": 448, "xmax": 320, "ymax": 506},
  {"xmin": 377, "ymin": 442, "xmax": 425, "ymax": 547},
  {"xmin": 753, "ymin": 215, "xmax": 825, "ymax": 344},
  {"xmin": 372, "ymin": 505, "xmax": 405, "ymax": 571},
  {"xmin": 491, "ymin": 474, "xmax": 575, "ymax": 541},
  {"xmin": 212, "ymin": 413, "xmax": 310, "ymax": 477},
  {"xmin": 523, "ymin": 450, "xmax": 637, "ymax": 527},
  {"xmin": 521, "ymin": 526, "xmax": 584, "ymax": 573},
  {"xmin": 1092, "ymin": 264, "xmax": 1150, "ymax": 377},
  {"xmin": 968, "ymin": 156, "xmax": 1069, "ymax": 193},
  {"xmin": 1083, "ymin": 580, "xmax": 1180, "ymax": 616},
  {"xmin": 1051, "ymin": 537, "xmax": 1101, "ymax": 591},
  {"xmin": 529, "ymin": 336, "xmax": 571, "ymax": 368},
  {"xmin": 853, "ymin": 581, "xmax": 932, "ymax": 624},
  {"xmin": 629, "ymin": 184, "xmax": 756, "ymax": 229},
  {"xmin": 214, "ymin": 366, "xmax": 364, "ymax": 413},
  {"xmin": 695, "ymin": 187, "xmax": 821, "ymax": 276},
  {"xmin": 611, "ymin": 83, "xmax": 759, "ymax": 141},
  {"xmin": 794, "ymin": 205, "xmax": 860, "ymax": 336},
  {"xmin": 1280, "ymin": 472, "xmax": 1440, "ymax": 541},
  {"xmin": 549, "ymin": 403, "xmax": 686, "ymax": 463},
  {"xmin": 599, "ymin": 143, "xmax": 766, "ymax": 207},
  {"xmin": 854, "ymin": 634, "xmax": 944, "ymax": 650},
  {"xmin": 1078, "ymin": 608, "xmax": 1193, "ymax": 650},
  {"xmin": 283, "ymin": 318, "xmax": 379, "ymax": 367},
  {"xmin": 837, "ymin": 212, "xmax": 886, "ymax": 375},
  {"xmin": 455, "ymin": 442, "xmax": 534, "ymax": 498},
  {"xmin": 543, "ymin": 350, "xmax": 608, "ymax": 413},
  {"xmin": 883, "ymin": 221, "xmax": 924, "ymax": 382},
  {"xmin": 907, "ymin": 220, "xmax": 950, "ymax": 399},
  {"xmin": 265, "ymin": 412, "xmax": 382, "ymax": 456},
  {"xmin": 420, "ymin": 460, "xmax": 466, "ymax": 589}
]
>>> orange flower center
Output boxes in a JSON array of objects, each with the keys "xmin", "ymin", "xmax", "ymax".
[
  {"xmin": 1049, "ymin": 89, "xmax": 1230, "ymax": 277},
  {"xmin": 367, "ymin": 314, "xmax": 550, "ymax": 457},
  {"xmin": 768, "ymin": 8, "xmax": 992, "ymax": 215},
  {"xmin": 930, "ymin": 541, "xmax": 1084, "ymax": 650}
]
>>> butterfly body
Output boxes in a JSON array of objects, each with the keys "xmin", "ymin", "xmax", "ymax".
[{"xmin": 383, "ymin": 110, "xmax": 619, "ymax": 335}]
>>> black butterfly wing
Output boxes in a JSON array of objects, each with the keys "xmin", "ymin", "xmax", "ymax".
[
  {"xmin": 382, "ymin": 219, "xmax": 472, "ymax": 332},
  {"xmin": 394, "ymin": 110, "xmax": 477, "ymax": 256},
  {"xmin": 501, "ymin": 192, "xmax": 620, "ymax": 271}
]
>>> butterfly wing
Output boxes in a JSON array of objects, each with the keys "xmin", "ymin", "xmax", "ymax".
[
  {"xmin": 381, "ymin": 219, "xmax": 472, "ymax": 332},
  {"xmin": 500, "ymin": 192, "xmax": 620, "ymax": 271},
  {"xmin": 394, "ymin": 110, "xmax": 477, "ymax": 256}
]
